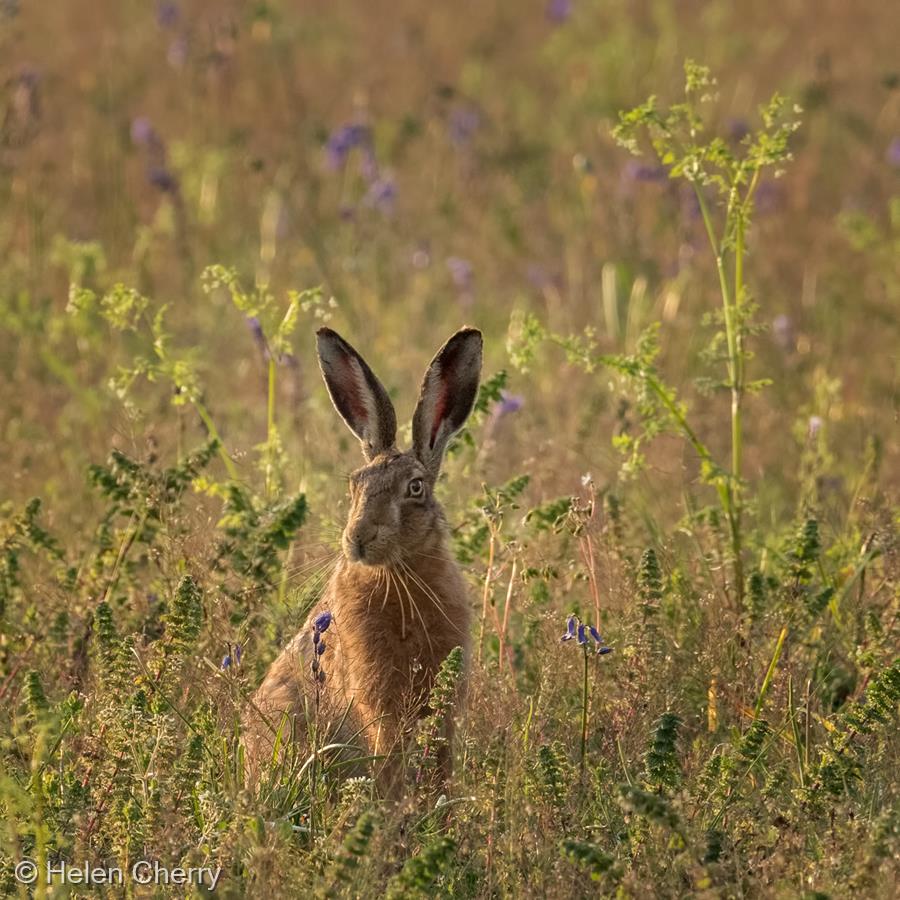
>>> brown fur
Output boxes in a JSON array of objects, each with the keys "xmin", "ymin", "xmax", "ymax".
[{"xmin": 243, "ymin": 328, "xmax": 482, "ymax": 788}]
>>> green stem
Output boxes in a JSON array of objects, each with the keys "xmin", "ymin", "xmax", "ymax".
[
  {"xmin": 693, "ymin": 182, "xmax": 745, "ymax": 604},
  {"xmin": 266, "ymin": 356, "xmax": 277, "ymax": 498},
  {"xmin": 194, "ymin": 401, "xmax": 239, "ymax": 481},
  {"xmin": 580, "ymin": 646, "xmax": 589, "ymax": 775}
]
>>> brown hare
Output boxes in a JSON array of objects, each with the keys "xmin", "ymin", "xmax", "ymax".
[{"xmin": 244, "ymin": 326, "xmax": 482, "ymax": 789}]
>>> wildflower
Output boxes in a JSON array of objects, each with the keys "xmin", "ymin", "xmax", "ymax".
[
  {"xmin": 886, "ymin": 137, "xmax": 900, "ymax": 168},
  {"xmin": 448, "ymin": 105, "xmax": 481, "ymax": 146},
  {"xmin": 622, "ymin": 160, "xmax": 667, "ymax": 183},
  {"xmin": 246, "ymin": 316, "xmax": 268, "ymax": 359},
  {"xmin": 545, "ymin": 0, "xmax": 572, "ymax": 24},
  {"xmin": 495, "ymin": 390, "xmax": 524, "ymax": 417},
  {"xmin": 312, "ymin": 611, "xmax": 332, "ymax": 683},
  {"xmin": 364, "ymin": 176, "xmax": 397, "ymax": 215},
  {"xmin": 156, "ymin": 1, "xmax": 179, "ymax": 28},
  {"xmin": 727, "ymin": 118, "xmax": 750, "ymax": 142},
  {"xmin": 325, "ymin": 124, "xmax": 370, "ymax": 170},
  {"xmin": 221, "ymin": 654, "xmax": 231, "ymax": 669},
  {"xmin": 147, "ymin": 166, "xmax": 178, "ymax": 193},
  {"xmin": 561, "ymin": 614, "xmax": 613, "ymax": 655},
  {"xmin": 130, "ymin": 116, "xmax": 158, "ymax": 148},
  {"xmin": 234, "ymin": 644, "xmax": 242, "ymax": 665},
  {"xmin": 446, "ymin": 257, "xmax": 474, "ymax": 291}
]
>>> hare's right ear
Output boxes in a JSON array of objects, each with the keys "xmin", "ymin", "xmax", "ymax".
[{"xmin": 316, "ymin": 328, "xmax": 397, "ymax": 461}]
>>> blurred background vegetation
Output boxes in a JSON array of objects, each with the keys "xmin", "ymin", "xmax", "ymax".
[{"xmin": 2, "ymin": 0, "xmax": 897, "ymax": 519}]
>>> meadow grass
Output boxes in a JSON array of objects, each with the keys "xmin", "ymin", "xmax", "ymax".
[{"xmin": 1, "ymin": 2, "xmax": 899, "ymax": 897}]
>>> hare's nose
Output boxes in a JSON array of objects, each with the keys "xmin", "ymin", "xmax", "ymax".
[{"xmin": 353, "ymin": 536, "xmax": 367, "ymax": 561}]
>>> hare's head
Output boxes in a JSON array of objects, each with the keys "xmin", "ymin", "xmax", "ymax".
[{"xmin": 317, "ymin": 327, "xmax": 482, "ymax": 566}]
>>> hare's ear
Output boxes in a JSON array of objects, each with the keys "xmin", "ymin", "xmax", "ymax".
[
  {"xmin": 412, "ymin": 327, "xmax": 482, "ymax": 478},
  {"xmin": 317, "ymin": 327, "xmax": 397, "ymax": 461}
]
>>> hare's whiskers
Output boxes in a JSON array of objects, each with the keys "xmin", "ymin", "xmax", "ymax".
[{"xmin": 394, "ymin": 562, "xmax": 434, "ymax": 654}]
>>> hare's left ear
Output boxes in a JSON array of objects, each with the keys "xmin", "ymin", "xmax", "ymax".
[{"xmin": 412, "ymin": 327, "xmax": 482, "ymax": 479}]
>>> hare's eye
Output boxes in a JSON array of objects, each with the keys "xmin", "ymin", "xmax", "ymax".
[{"xmin": 407, "ymin": 477, "xmax": 424, "ymax": 498}]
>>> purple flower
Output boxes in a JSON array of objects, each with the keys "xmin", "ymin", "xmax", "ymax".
[
  {"xmin": 545, "ymin": 0, "xmax": 572, "ymax": 24},
  {"xmin": 886, "ymin": 137, "xmax": 900, "ymax": 168},
  {"xmin": 313, "ymin": 611, "xmax": 333, "ymax": 633},
  {"xmin": 221, "ymin": 654, "xmax": 232, "ymax": 669},
  {"xmin": 561, "ymin": 614, "xmax": 613, "ymax": 655},
  {"xmin": 147, "ymin": 166, "xmax": 178, "ymax": 193},
  {"xmin": 325, "ymin": 124, "xmax": 371, "ymax": 170},
  {"xmin": 156, "ymin": 1, "xmax": 179, "ymax": 28},
  {"xmin": 446, "ymin": 257, "xmax": 474, "ymax": 291},
  {"xmin": 727, "ymin": 118, "xmax": 750, "ymax": 142},
  {"xmin": 246, "ymin": 316, "xmax": 268, "ymax": 359},
  {"xmin": 234, "ymin": 644, "xmax": 242, "ymax": 665},
  {"xmin": 622, "ymin": 160, "xmax": 667, "ymax": 183},
  {"xmin": 130, "ymin": 116, "xmax": 157, "ymax": 147},
  {"xmin": 448, "ymin": 105, "xmax": 481, "ymax": 146},
  {"xmin": 495, "ymin": 390, "xmax": 524, "ymax": 417},
  {"xmin": 316, "ymin": 641, "xmax": 326, "ymax": 656},
  {"xmin": 364, "ymin": 176, "xmax": 397, "ymax": 215},
  {"xmin": 754, "ymin": 180, "xmax": 782, "ymax": 216}
]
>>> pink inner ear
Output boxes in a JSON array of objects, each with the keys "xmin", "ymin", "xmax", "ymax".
[
  {"xmin": 339, "ymin": 356, "xmax": 369, "ymax": 424},
  {"xmin": 430, "ymin": 380, "xmax": 449, "ymax": 447}
]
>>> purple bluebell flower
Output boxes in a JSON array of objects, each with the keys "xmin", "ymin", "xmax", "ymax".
[
  {"xmin": 130, "ymin": 116, "xmax": 157, "ymax": 147},
  {"xmin": 156, "ymin": 1, "xmax": 179, "ymax": 28},
  {"xmin": 727, "ymin": 118, "xmax": 750, "ymax": 142},
  {"xmin": 221, "ymin": 654, "xmax": 232, "ymax": 669},
  {"xmin": 446, "ymin": 257, "xmax": 474, "ymax": 291},
  {"xmin": 316, "ymin": 641, "xmax": 326, "ymax": 656},
  {"xmin": 886, "ymin": 137, "xmax": 900, "ymax": 168},
  {"xmin": 622, "ymin": 160, "xmax": 667, "ymax": 183},
  {"xmin": 448, "ymin": 105, "xmax": 481, "ymax": 146},
  {"xmin": 754, "ymin": 180, "xmax": 781, "ymax": 216},
  {"xmin": 234, "ymin": 644, "xmax": 242, "ymax": 665},
  {"xmin": 561, "ymin": 614, "xmax": 613, "ymax": 655},
  {"xmin": 147, "ymin": 166, "xmax": 178, "ymax": 193},
  {"xmin": 325, "ymin": 124, "xmax": 371, "ymax": 170},
  {"xmin": 246, "ymin": 316, "xmax": 268, "ymax": 359},
  {"xmin": 495, "ymin": 390, "xmax": 524, "ymax": 417},
  {"xmin": 313, "ymin": 611, "xmax": 333, "ymax": 633},
  {"xmin": 546, "ymin": 0, "xmax": 572, "ymax": 24},
  {"xmin": 364, "ymin": 176, "xmax": 397, "ymax": 215}
]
